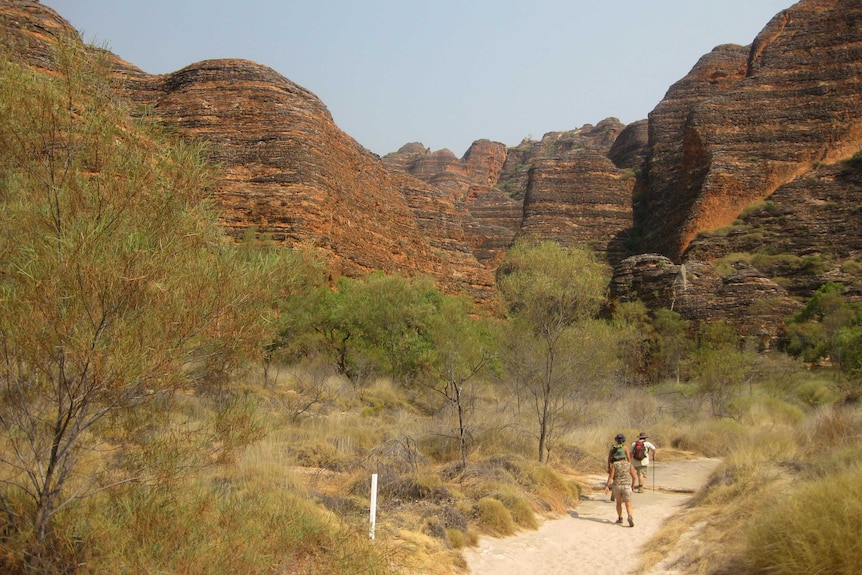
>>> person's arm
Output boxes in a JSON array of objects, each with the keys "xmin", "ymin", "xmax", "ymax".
[{"xmin": 605, "ymin": 465, "xmax": 616, "ymax": 493}]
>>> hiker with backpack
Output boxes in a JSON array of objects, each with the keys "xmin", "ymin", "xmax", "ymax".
[
  {"xmin": 605, "ymin": 432, "xmax": 637, "ymax": 527},
  {"xmin": 606, "ymin": 433, "xmax": 631, "ymax": 472},
  {"xmin": 630, "ymin": 432, "xmax": 657, "ymax": 493},
  {"xmin": 606, "ymin": 433, "xmax": 631, "ymax": 503}
]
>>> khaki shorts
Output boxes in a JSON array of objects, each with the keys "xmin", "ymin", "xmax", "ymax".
[{"xmin": 613, "ymin": 485, "xmax": 633, "ymax": 502}]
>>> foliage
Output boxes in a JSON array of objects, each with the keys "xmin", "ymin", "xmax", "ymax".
[
  {"xmin": 496, "ymin": 241, "xmax": 613, "ymax": 461},
  {"xmin": 0, "ymin": 45, "xmax": 283, "ymax": 572},
  {"xmin": 682, "ymin": 322, "xmax": 759, "ymax": 419},
  {"xmin": 276, "ymin": 272, "xmax": 445, "ymax": 386},
  {"xmin": 612, "ymin": 303, "xmax": 692, "ymax": 385},
  {"xmin": 50, "ymin": 472, "xmax": 391, "ymax": 575},
  {"xmin": 784, "ymin": 282, "xmax": 862, "ymax": 380},
  {"xmin": 423, "ymin": 295, "xmax": 497, "ymax": 467},
  {"xmin": 3, "ymin": 22, "xmax": 862, "ymax": 575}
]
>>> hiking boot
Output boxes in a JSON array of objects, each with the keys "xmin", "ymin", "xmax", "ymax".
[
  {"xmin": 628, "ymin": 516, "xmax": 634, "ymax": 527},
  {"xmin": 615, "ymin": 517, "xmax": 623, "ymax": 524}
]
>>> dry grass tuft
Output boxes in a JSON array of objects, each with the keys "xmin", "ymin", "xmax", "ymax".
[
  {"xmin": 747, "ymin": 463, "xmax": 862, "ymax": 575},
  {"xmin": 476, "ymin": 497, "xmax": 516, "ymax": 536}
]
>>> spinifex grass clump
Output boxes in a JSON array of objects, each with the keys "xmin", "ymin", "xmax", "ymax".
[
  {"xmin": 746, "ymin": 464, "xmax": 862, "ymax": 575},
  {"xmin": 68, "ymin": 474, "xmax": 395, "ymax": 575}
]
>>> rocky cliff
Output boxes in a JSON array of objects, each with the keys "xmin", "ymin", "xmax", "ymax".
[
  {"xmin": 607, "ymin": 0, "xmax": 862, "ymax": 344},
  {"xmin": 3, "ymin": 0, "xmax": 861, "ymax": 339},
  {"xmin": 642, "ymin": 0, "xmax": 862, "ymax": 262},
  {"xmin": 385, "ymin": 119, "xmax": 638, "ymax": 266},
  {"xmin": 0, "ymin": 0, "xmax": 495, "ymax": 300}
]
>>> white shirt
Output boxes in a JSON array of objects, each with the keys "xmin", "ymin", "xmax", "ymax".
[{"xmin": 630, "ymin": 440, "xmax": 656, "ymax": 465}]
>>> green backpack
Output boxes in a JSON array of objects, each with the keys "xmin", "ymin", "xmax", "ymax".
[{"xmin": 610, "ymin": 443, "xmax": 627, "ymax": 462}]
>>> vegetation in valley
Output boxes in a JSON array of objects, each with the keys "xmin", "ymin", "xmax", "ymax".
[{"xmin": 1, "ymin": 41, "xmax": 861, "ymax": 575}]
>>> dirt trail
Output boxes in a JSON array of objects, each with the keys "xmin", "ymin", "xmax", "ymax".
[{"xmin": 463, "ymin": 458, "xmax": 721, "ymax": 575}]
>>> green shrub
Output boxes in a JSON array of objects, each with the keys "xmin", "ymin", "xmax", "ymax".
[
  {"xmin": 714, "ymin": 253, "xmax": 753, "ymax": 277},
  {"xmin": 740, "ymin": 200, "xmax": 778, "ymax": 218},
  {"xmin": 840, "ymin": 259, "xmax": 862, "ymax": 277},
  {"xmin": 746, "ymin": 466, "xmax": 862, "ymax": 575},
  {"xmin": 795, "ymin": 379, "xmax": 839, "ymax": 407}
]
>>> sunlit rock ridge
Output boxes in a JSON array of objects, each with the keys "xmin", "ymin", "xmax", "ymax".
[{"xmin": 2, "ymin": 0, "xmax": 860, "ymax": 341}]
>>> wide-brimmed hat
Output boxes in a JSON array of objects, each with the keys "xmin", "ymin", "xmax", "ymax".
[{"xmin": 638, "ymin": 432, "xmax": 649, "ymax": 439}]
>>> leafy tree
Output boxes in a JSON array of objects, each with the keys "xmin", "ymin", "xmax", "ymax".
[
  {"xmin": 496, "ymin": 241, "xmax": 610, "ymax": 462},
  {"xmin": 785, "ymin": 282, "xmax": 862, "ymax": 372},
  {"xmin": 649, "ymin": 308, "xmax": 693, "ymax": 383},
  {"xmin": 277, "ymin": 272, "xmax": 445, "ymax": 386},
  {"xmin": 834, "ymin": 327, "xmax": 862, "ymax": 380},
  {"xmin": 425, "ymin": 295, "xmax": 497, "ymax": 468},
  {"xmin": 686, "ymin": 323, "xmax": 756, "ymax": 419},
  {"xmin": 612, "ymin": 300, "xmax": 653, "ymax": 385},
  {"xmin": 0, "ymin": 46, "xmax": 279, "ymax": 571},
  {"xmin": 342, "ymin": 272, "xmax": 442, "ymax": 385}
]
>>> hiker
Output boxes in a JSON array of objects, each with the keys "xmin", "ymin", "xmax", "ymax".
[
  {"xmin": 605, "ymin": 447, "xmax": 637, "ymax": 527},
  {"xmin": 630, "ymin": 431, "xmax": 657, "ymax": 493},
  {"xmin": 606, "ymin": 433, "xmax": 631, "ymax": 502},
  {"xmin": 606, "ymin": 433, "xmax": 631, "ymax": 473}
]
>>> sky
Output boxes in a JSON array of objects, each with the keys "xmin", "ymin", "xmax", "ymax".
[{"xmin": 42, "ymin": 1, "xmax": 797, "ymax": 157}]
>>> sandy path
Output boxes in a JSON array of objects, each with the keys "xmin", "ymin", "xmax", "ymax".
[{"xmin": 463, "ymin": 458, "xmax": 721, "ymax": 575}]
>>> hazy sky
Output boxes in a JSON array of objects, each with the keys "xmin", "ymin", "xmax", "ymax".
[{"xmin": 42, "ymin": 1, "xmax": 796, "ymax": 157}]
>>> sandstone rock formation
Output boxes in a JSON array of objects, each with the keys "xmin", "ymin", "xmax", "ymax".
[
  {"xmin": 383, "ymin": 139, "xmax": 521, "ymax": 268},
  {"xmin": 3, "ymin": 0, "xmax": 861, "ymax": 338},
  {"xmin": 515, "ymin": 153, "xmax": 634, "ymax": 265},
  {"xmin": 611, "ymin": 254, "xmax": 801, "ymax": 348},
  {"xmin": 607, "ymin": 119, "xmax": 648, "ymax": 172},
  {"xmin": 612, "ymin": 0, "xmax": 862, "ymax": 340},
  {"xmin": 685, "ymin": 158, "xmax": 862, "ymax": 301},
  {"xmin": 0, "ymin": 0, "xmax": 495, "ymax": 300},
  {"xmin": 388, "ymin": 119, "xmax": 636, "ymax": 267},
  {"xmin": 642, "ymin": 0, "xmax": 862, "ymax": 262}
]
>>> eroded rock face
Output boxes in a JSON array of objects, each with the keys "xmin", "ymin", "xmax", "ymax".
[
  {"xmin": 391, "ymin": 120, "xmax": 636, "ymax": 266},
  {"xmin": 124, "ymin": 59, "xmax": 496, "ymax": 297},
  {"xmin": 608, "ymin": 119, "xmax": 649, "ymax": 171},
  {"xmin": 383, "ymin": 139, "xmax": 521, "ymax": 268},
  {"xmin": 685, "ymin": 159, "xmax": 862, "ymax": 301},
  {"xmin": 0, "ymin": 1, "xmax": 495, "ymax": 299},
  {"xmin": 611, "ymin": 255, "xmax": 801, "ymax": 348},
  {"xmin": 516, "ymin": 154, "xmax": 634, "ymax": 265},
  {"xmin": 4, "ymin": 0, "xmax": 860, "ymax": 330},
  {"xmin": 642, "ymin": 0, "xmax": 862, "ymax": 261}
]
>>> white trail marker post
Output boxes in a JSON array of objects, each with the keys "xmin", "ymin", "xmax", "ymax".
[{"xmin": 369, "ymin": 473, "xmax": 378, "ymax": 540}]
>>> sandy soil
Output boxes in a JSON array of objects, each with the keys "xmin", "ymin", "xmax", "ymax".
[{"xmin": 463, "ymin": 458, "xmax": 722, "ymax": 575}]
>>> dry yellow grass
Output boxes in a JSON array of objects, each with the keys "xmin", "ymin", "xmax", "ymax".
[{"xmin": 637, "ymin": 403, "xmax": 862, "ymax": 575}]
